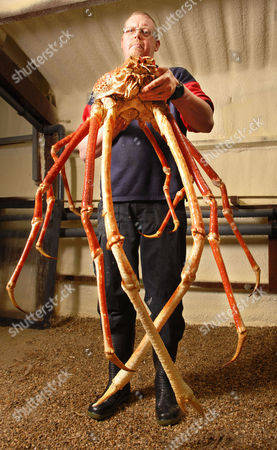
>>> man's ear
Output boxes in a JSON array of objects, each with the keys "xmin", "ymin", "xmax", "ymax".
[{"xmin": 154, "ymin": 40, "xmax": 160, "ymax": 52}]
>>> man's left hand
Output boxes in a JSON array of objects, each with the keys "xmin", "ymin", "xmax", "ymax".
[{"xmin": 139, "ymin": 67, "xmax": 178, "ymax": 102}]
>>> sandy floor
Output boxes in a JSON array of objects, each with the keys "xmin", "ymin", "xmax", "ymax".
[{"xmin": 0, "ymin": 317, "xmax": 276, "ymax": 449}]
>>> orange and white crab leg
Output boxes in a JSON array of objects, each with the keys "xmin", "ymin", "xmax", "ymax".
[
  {"xmin": 50, "ymin": 131, "xmax": 81, "ymax": 217},
  {"xmin": 35, "ymin": 128, "xmax": 91, "ymax": 258},
  {"xmin": 169, "ymin": 117, "xmax": 247, "ymax": 365},
  {"xmin": 94, "ymin": 220, "xmax": 205, "ymax": 404},
  {"xmin": 182, "ymin": 134, "xmax": 261, "ymax": 293},
  {"xmin": 79, "ymin": 104, "xmax": 133, "ymax": 373},
  {"xmin": 138, "ymin": 120, "xmax": 179, "ymax": 237},
  {"xmin": 6, "ymin": 120, "xmax": 91, "ymax": 312},
  {"xmin": 95, "ymin": 106, "xmax": 206, "ymax": 406},
  {"xmin": 35, "ymin": 132, "xmax": 81, "ymax": 259},
  {"xmin": 35, "ymin": 187, "xmax": 56, "ymax": 258},
  {"xmin": 98, "ymin": 101, "xmax": 203, "ymax": 414}
]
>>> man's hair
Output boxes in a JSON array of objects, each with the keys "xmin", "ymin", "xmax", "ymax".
[
  {"xmin": 123, "ymin": 11, "xmax": 158, "ymax": 40},
  {"xmin": 127, "ymin": 11, "xmax": 157, "ymax": 27}
]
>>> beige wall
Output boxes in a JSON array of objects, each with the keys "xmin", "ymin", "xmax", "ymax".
[{"xmin": 0, "ymin": 99, "xmax": 37, "ymax": 317}]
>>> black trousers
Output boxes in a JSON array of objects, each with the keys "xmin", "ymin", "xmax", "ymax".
[{"xmin": 97, "ymin": 200, "xmax": 187, "ymax": 350}]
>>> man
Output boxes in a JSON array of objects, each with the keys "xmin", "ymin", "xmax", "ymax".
[{"xmin": 79, "ymin": 11, "xmax": 214, "ymax": 426}]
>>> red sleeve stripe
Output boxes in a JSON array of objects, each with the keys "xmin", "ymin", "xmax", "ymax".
[
  {"xmin": 82, "ymin": 103, "xmax": 91, "ymax": 122},
  {"xmin": 184, "ymin": 81, "xmax": 214, "ymax": 110},
  {"xmin": 182, "ymin": 81, "xmax": 214, "ymax": 132}
]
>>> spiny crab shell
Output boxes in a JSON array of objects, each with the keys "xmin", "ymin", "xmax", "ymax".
[{"xmin": 93, "ymin": 56, "xmax": 158, "ymax": 101}]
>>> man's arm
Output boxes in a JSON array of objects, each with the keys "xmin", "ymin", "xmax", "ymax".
[
  {"xmin": 139, "ymin": 67, "xmax": 214, "ymax": 133},
  {"xmin": 173, "ymin": 88, "xmax": 214, "ymax": 133}
]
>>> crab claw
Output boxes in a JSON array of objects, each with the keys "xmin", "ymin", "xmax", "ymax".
[
  {"xmin": 93, "ymin": 383, "xmax": 116, "ymax": 407},
  {"xmin": 6, "ymin": 283, "xmax": 27, "ymax": 314},
  {"xmin": 106, "ymin": 352, "xmax": 135, "ymax": 373},
  {"xmin": 141, "ymin": 219, "xmax": 180, "ymax": 239},
  {"xmin": 169, "ymin": 220, "xmax": 180, "ymax": 234},
  {"xmin": 178, "ymin": 394, "xmax": 204, "ymax": 416},
  {"xmin": 140, "ymin": 230, "xmax": 162, "ymax": 239},
  {"xmin": 69, "ymin": 205, "xmax": 81, "ymax": 216},
  {"xmin": 249, "ymin": 269, "xmax": 261, "ymax": 297},
  {"xmin": 223, "ymin": 330, "xmax": 247, "ymax": 367},
  {"xmin": 35, "ymin": 244, "xmax": 56, "ymax": 259}
]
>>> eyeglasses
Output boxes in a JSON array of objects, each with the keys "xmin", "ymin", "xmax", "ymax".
[{"xmin": 122, "ymin": 27, "xmax": 154, "ymax": 38}]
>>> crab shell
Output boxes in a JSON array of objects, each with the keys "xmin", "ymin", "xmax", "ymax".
[{"xmin": 92, "ymin": 56, "xmax": 158, "ymax": 101}]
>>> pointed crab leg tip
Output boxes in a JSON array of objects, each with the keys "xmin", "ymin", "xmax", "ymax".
[
  {"xmin": 222, "ymin": 359, "xmax": 234, "ymax": 368},
  {"xmin": 92, "ymin": 384, "xmax": 117, "ymax": 407},
  {"xmin": 140, "ymin": 231, "xmax": 162, "ymax": 239},
  {"xmin": 249, "ymin": 281, "xmax": 260, "ymax": 297},
  {"xmin": 169, "ymin": 223, "xmax": 179, "ymax": 234},
  {"xmin": 107, "ymin": 354, "xmax": 135, "ymax": 372},
  {"xmin": 36, "ymin": 246, "xmax": 56, "ymax": 259},
  {"xmin": 14, "ymin": 304, "xmax": 27, "ymax": 314},
  {"xmin": 6, "ymin": 288, "xmax": 27, "ymax": 314},
  {"xmin": 177, "ymin": 396, "xmax": 203, "ymax": 416},
  {"xmin": 189, "ymin": 397, "xmax": 204, "ymax": 415},
  {"xmin": 248, "ymin": 271, "xmax": 260, "ymax": 297},
  {"xmin": 222, "ymin": 332, "xmax": 247, "ymax": 368},
  {"xmin": 222, "ymin": 349, "xmax": 243, "ymax": 367},
  {"xmin": 69, "ymin": 206, "xmax": 81, "ymax": 217}
]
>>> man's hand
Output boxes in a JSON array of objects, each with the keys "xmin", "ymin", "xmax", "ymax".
[
  {"xmin": 139, "ymin": 67, "xmax": 214, "ymax": 133},
  {"xmin": 139, "ymin": 67, "xmax": 178, "ymax": 102}
]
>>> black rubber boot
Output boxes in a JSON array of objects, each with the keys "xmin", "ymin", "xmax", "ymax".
[
  {"xmin": 153, "ymin": 343, "xmax": 181, "ymax": 426},
  {"xmin": 88, "ymin": 329, "xmax": 134, "ymax": 420}
]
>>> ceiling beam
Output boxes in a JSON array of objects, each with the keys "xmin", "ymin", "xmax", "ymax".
[{"xmin": 0, "ymin": 48, "xmax": 57, "ymax": 128}]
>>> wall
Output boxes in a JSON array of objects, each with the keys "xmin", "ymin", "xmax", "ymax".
[{"xmin": 0, "ymin": 98, "xmax": 40, "ymax": 317}]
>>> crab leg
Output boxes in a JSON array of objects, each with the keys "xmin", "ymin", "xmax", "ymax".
[
  {"xmin": 169, "ymin": 117, "xmax": 250, "ymax": 364},
  {"xmin": 138, "ymin": 120, "xmax": 179, "ymax": 237},
  {"xmin": 6, "ymin": 120, "xmax": 91, "ymax": 312},
  {"xmin": 98, "ymin": 104, "xmax": 203, "ymax": 414},
  {"xmin": 94, "ymin": 215, "xmax": 205, "ymax": 404},
  {"xmin": 35, "ymin": 126, "xmax": 92, "ymax": 259},
  {"xmin": 96, "ymin": 106, "xmax": 206, "ymax": 407},
  {"xmin": 35, "ymin": 187, "xmax": 56, "ymax": 258},
  {"xmin": 147, "ymin": 188, "xmax": 186, "ymax": 239},
  {"xmin": 36, "ymin": 132, "xmax": 79, "ymax": 258},
  {"xmin": 180, "ymin": 133, "xmax": 260, "ymax": 293},
  {"xmin": 79, "ymin": 106, "xmax": 132, "ymax": 372},
  {"xmin": 36, "ymin": 131, "xmax": 81, "ymax": 259},
  {"xmin": 51, "ymin": 131, "xmax": 81, "ymax": 217},
  {"xmin": 221, "ymin": 183, "xmax": 260, "ymax": 292}
]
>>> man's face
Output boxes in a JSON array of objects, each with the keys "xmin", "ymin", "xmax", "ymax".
[{"xmin": 121, "ymin": 13, "xmax": 160, "ymax": 60}]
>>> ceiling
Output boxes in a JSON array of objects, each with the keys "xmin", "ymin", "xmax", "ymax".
[{"xmin": 0, "ymin": 0, "xmax": 276, "ymax": 129}]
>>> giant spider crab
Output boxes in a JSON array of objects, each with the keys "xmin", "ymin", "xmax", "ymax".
[{"xmin": 7, "ymin": 56, "xmax": 260, "ymax": 416}]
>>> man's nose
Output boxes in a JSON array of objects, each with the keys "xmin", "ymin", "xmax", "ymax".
[{"xmin": 133, "ymin": 28, "xmax": 142, "ymax": 38}]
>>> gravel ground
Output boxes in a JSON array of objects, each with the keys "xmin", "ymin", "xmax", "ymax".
[{"xmin": 0, "ymin": 317, "xmax": 276, "ymax": 449}]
